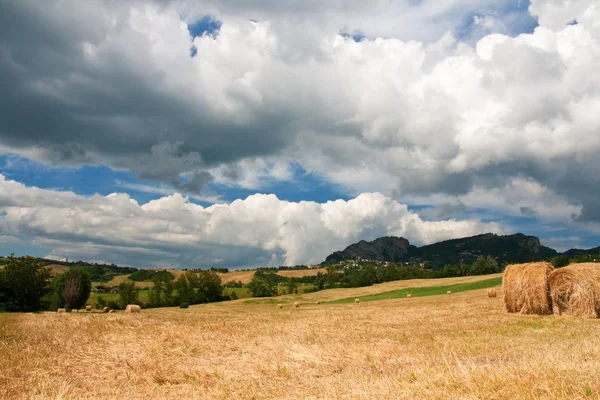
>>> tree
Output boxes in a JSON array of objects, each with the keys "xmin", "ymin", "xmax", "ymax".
[
  {"xmin": 54, "ymin": 268, "xmax": 92, "ymax": 311},
  {"xmin": 551, "ymin": 255, "xmax": 570, "ymax": 268},
  {"xmin": 286, "ymin": 277, "xmax": 298, "ymax": 294},
  {"xmin": 118, "ymin": 281, "xmax": 139, "ymax": 308},
  {"xmin": 0, "ymin": 255, "xmax": 51, "ymax": 312},
  {"xmin": 471, "ymin": 256, "xmax": 499, "ymax": 276},
  {"xmin": 174, "ymin": 273, "xmax": 195, "ymax": 306},
  {"xmin": 247, "ymin": 276, "xmax": 278, "ymax": 297}
]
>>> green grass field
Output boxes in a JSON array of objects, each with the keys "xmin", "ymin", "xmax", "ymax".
[
  {"xmin": 88, "ymin": 291, "xmax": 150, "ymax": 308},
  {"xmin": 328, "ymin": 277, "xmax": 502, "ymax": 304}
]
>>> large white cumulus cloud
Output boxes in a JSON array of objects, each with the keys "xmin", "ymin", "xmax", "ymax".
[
  {"xmin": 0, "ymin": 0, "xmax": 599, "ymax": 232},
  {"xmin": 0, "ymin": 175, "xmax": 502, "ymax": 267}
]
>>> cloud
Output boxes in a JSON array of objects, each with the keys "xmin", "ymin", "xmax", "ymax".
[
  {"xmin": 0, "ymin": 0, "xmax": 599, "ymax": 230},
  {"xmin": 0, "ymin": 175, "xmax": 502, "ymax": 268}
]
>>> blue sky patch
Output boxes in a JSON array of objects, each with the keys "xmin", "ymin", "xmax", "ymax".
[{"xmin": 188, "ymin": 16, "xmax": 222, "ymax": 39}]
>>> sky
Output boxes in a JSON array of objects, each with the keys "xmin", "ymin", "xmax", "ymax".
[{"xmin": 0, "ymin": 0, "xmax": 599, "ymax": 269}]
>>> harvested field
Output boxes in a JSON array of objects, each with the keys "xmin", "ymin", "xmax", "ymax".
[
  {"xmin": 277, "ymin": 268, "xmax": 327, "ymax": 278},
  {"xmin": 1, "ymin": 285, "xmax": 600, "ymax": 399},
  {"xmin": 43, "ymin": 264, "xmax": 69, "ymax": 276}
]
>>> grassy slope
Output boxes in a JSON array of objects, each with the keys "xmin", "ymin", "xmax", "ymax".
[
  {"xmin": 2, "ymin": 285, "xmax": 600, "ymax": 399},
  {"xmin": 329, "ymin": 277, "xmax": 502, "ymax": 304},
  {"xmin": 243, "ymin": 273, "xmax": 503, "ymax": 304}
]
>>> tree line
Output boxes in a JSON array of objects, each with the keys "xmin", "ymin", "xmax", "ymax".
[{"xmin": 0, "ymin": 255, "xmax": 227, "ymax": 312}]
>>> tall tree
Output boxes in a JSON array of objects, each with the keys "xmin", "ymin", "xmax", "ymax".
[
  {"xmin": 118, "ymin": 281, "xmax": 139, "ymax": 308},
  {"xmin": 55, "ymin": 268, "xmax": 92, "ymax": 310},
  {"xmin": 0, "ymin": 255, "xmax": 51, "ymax": 312}
]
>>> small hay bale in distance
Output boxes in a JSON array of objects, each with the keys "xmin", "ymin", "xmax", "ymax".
[
  {"xmin": 102, "ymin": 307, "xmax": 109, "ymax": 313},
  {"xmin": 446, "ymin": 290, "xmax": 452, "ymax": 295},
  {"xmin": 487, "ymin": 288, "xmax": 497, "ymax": 298},
  {"xmin": 503, "ymin": 262, "xmax": 554, "ymax": 315},
  {"xmin": 406, "ymin": 294, "xmax": 412, "ymax": 298},
  {"xmin": 57, "ymin": 308, "xmax": 65, "ymax": 313},
  {"xmin": 293, "ymin": 302, "xmax": 300, "ymax": 308},
  {"xmin": 549, "ymin": 263, "xmax": 600, "ymax": 318},
  {"xmin": 85, "ymin": 305, "xmax": 92, "ymax": 312},
  {"xmin": 315, "ymin": 301, "xmax": 321, "ymax": 305},
  {"xmin": 277, "ymin": 304, "xmax": 283, "ymax": 309},
  {"xmin": 354, "ymin": 298, "xmax": 360, "ymax": 304},
  {"xmin": 125, "ymin": 304, "xmax": 141, "ymax": 313},
  {"xmin": 108, "ymin": 309, "xmax": 115, "ymax": 313}
]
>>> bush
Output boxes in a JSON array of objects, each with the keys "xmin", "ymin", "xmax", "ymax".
[
  {"xmin": 230, "ymin": 291, "xmax": 238, "ymax": 300},
  {"xmin": 303, "ymin": 286, "xmax": 319, "ymax": 294},
  {"xmin": 552, "ymin": 255, "xmax": 570, "ymax": 268},
  {"xmin": 179, "ymin": 302, "xmax": 189, "ymax": 309},
  {"xmin": 95, "ymin": 296, "xmax": 107, "ymax": 310},
  {"xmin": 107, "ymin": 300, "xmax": 121, "ymax": 310}
]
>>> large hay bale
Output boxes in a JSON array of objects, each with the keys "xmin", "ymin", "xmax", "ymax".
[
  {"xmin": 57, "ymin": 308, "xmax": 65, "ymax": 313},
  {"xmin": 549, "ymin": 263, "xmax": 600, "ymax": 318},
  {"xmin": 125, "ymin": 304, "xmax": 141, "ymax": 313},
  {"xmin": 446, "ymin": 290, "xmax": 452, "ymax": 295},
  {"xmin": 406, "ymin": 294, "xmax": 412, "ymax": 298},
  {"xmin": 102, "ymin": 307, "xmax": 109, "ymax": 313},
  {"xmin": 315, "ymin": 301, "xmax": 321, "ymax": 305},
  {"xmin": 487, "ymin": 288, "xmax": 497, "ymax": 298},
  {"xmin": 108, "ymin": 309, "xmax": 115, "ymax": 313},
  {"xmin": 85, "ymin": 305, "xmax": 92, "ymax": 312},
  {"xmin": 293, "ymin": 302, "xmax": 300, "ymax": 308},
  {"xmin": 354, "ymin": 298, "xmax": 360, "ymax": 304},
  {"xmin": 503, "ymin": 262, "xmax": 554, "ymax": 315},
  {"xmin": 277, "ymin": 304, "xmax": 283, "ymax": 309}
]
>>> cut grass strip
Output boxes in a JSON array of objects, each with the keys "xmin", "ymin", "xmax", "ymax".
[{"xmin": 328, "ymin": 277, "xmax": 502, "ymax": 304}]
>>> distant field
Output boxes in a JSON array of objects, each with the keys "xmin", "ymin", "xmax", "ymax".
[
  {"xmin": 277, "ymin": 268, "xmax": 326, "ymax": 278},
  {"xmin": 94, "ymin": 274, "xmax": 154, "ymax": 289},
  {"xmin": 329, "ymin": 277, "xmax": 502, "ymax": 304},
  {"xmin": 43, "ymin": 264, "xmax": 70, "ymax": 276},
  {"xmin": 244, "ymin": 273, "xmax": 503, "ymax": 305},
  {"xmin": 2, "ymin": 272, "xmax": 599, "ymax": 399}
]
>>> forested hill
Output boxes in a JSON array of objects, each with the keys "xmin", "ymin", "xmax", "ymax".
[{"xmin": 322, "ymin": 233, "xmax": 571, "ymax": 268}]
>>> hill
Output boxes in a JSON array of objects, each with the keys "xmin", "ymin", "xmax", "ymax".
[
  {"xmin": 323, "ymin": 233, "xmax": 560, "ymax": 267},
  {"xmin": 562, "ymin": 246, "xmax": 600, "ymax": 258}
]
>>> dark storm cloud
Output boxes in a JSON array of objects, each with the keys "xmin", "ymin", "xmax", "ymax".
[{"xmin": 0, "ymin": 0, "xmax": 297, "ymax": 193}]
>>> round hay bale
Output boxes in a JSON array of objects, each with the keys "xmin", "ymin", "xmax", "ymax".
[
  {"xmin": 406, "ymin": 294, "xmax": 412, "ymax": 298},
  {"xmin": 354, "ymin": 298, "xmax": 360, "ymax": 304},
  {"xmin": 503, "ymin": 262, "xmax": 554, "ymax": 315},
  {"xmin": 549, "ymin": 263, "xmax": 600, "ymax": 318},
  {"xmin": 85, "ymin": 305, "xmax": 92, "ymax": 312},
  {"xmin": 57, "ymin": 308, "xmax": 65, "ymax": 313},
  {"xmin": 277, "ymin": 304, "xmax": 283, "ymax": 309},
  {"xmin": 446, "ymin": 290, "xmax": 452, "ymax": 295},
  {"xmin": 293, "ymin": 302, "xmax": 300, "ymax": 308},
  {"xmin": 108, "ymin": 309, "xmax": 115, "ymax": 313},
  {"xmin": 487, "ymin": 288, "xmax": 497, "ymax": 298},
  {"xmin": 125, "ymin": 304, "xmax": 141, "ymax": 313},
  {"xmin": 315, "ymin": 301, "xmax": 321, "ymax": 305},
  {"xmin": 102, "ymin": 307, "xmax": 109, "ymax": 313}
]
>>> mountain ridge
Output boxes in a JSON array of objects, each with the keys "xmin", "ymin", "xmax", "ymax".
[{"xmin": 322, "ymin": 233, "xmax": 594, "ymax": 268}]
